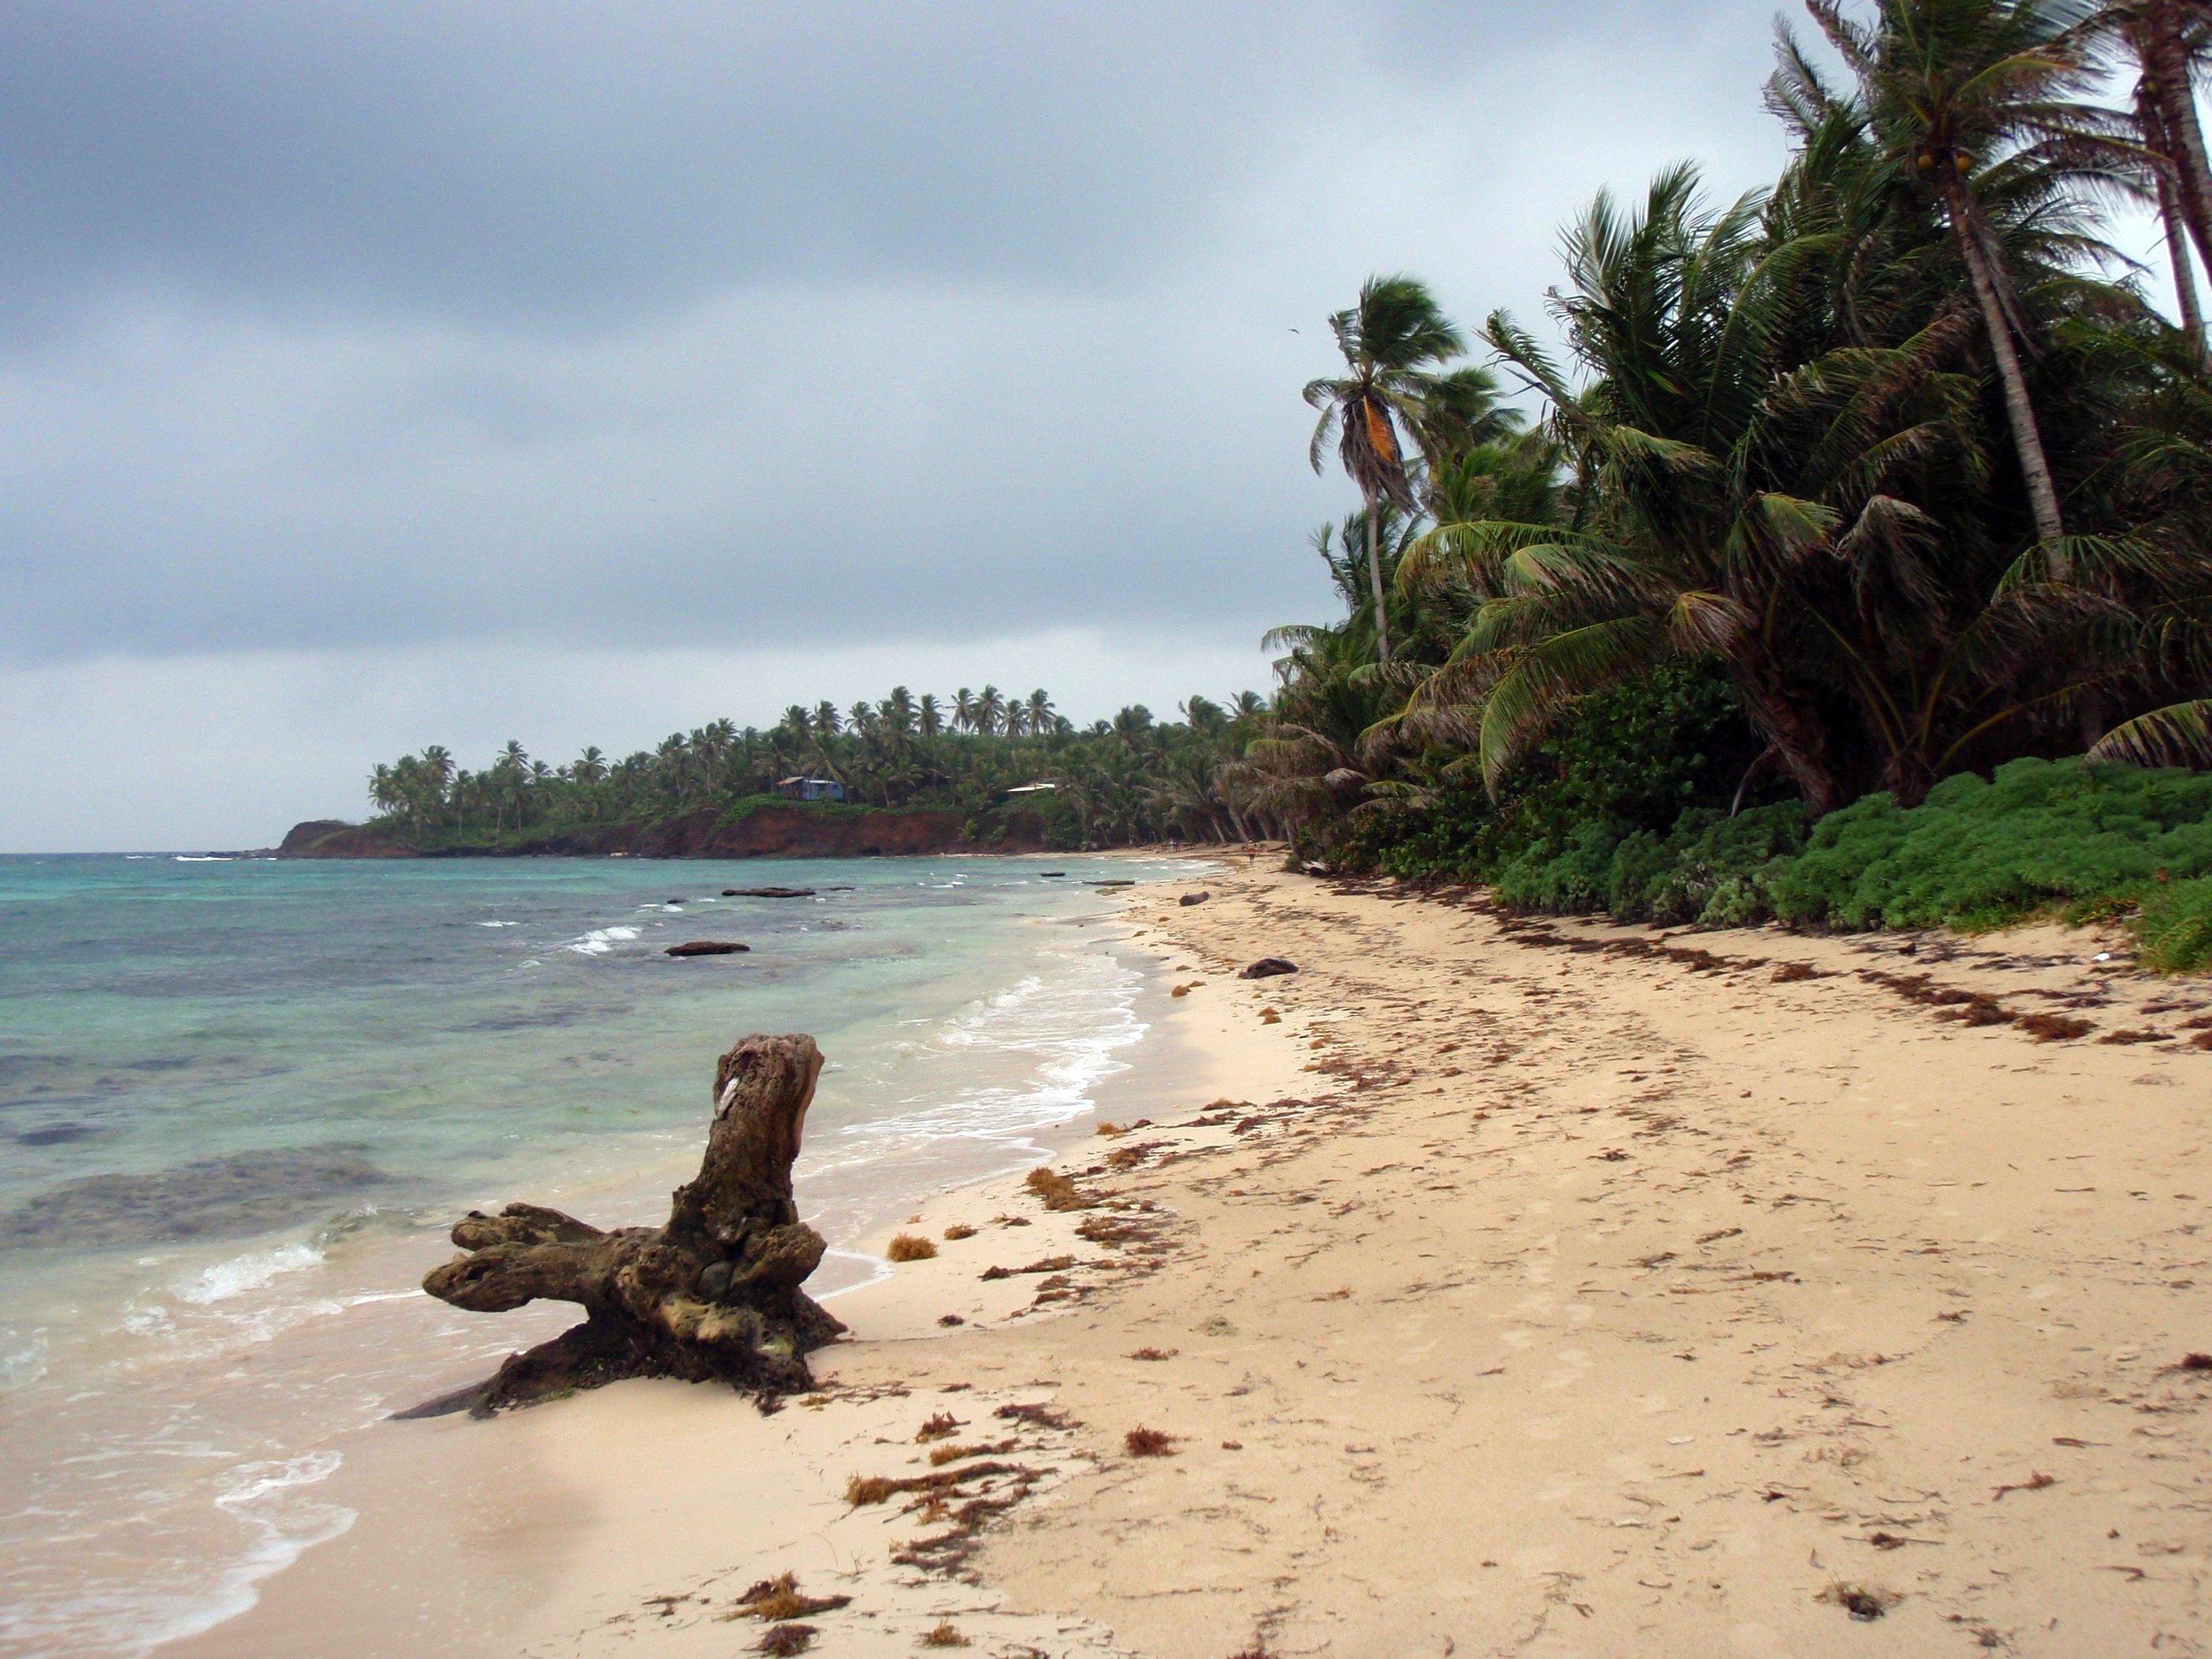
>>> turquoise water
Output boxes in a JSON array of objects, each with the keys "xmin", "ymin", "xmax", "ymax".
[{"xmin": 0, "ymin": 852, "xmax": 1174, "ymax": 1655}]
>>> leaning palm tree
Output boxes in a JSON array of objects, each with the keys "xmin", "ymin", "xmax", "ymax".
[
  {"xmin": 1303, "ymin": 275, "xmax": 1467, "ymax": 664},
  {"xmin": 2094, "ymin": 0, "xmax": 2212, "ymax": 304},
  {"xmin": 1806, "ymin": 0, "xmax": 2136, "ymax": 554}
]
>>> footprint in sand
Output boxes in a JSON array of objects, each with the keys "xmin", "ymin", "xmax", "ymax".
[{"xmin": 1542, "ymin": 1348, "xmax": 1593, "ymax": 1390}]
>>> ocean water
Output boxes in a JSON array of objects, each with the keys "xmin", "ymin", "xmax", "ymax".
[{"xmin": 0, "ymin": 852, "xmax": 1176, "ymax": 1656}]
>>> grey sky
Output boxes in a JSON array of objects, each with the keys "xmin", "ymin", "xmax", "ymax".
[{"xmin": 0, "ymin": 1, "xmax": 1939, "ymax": 846}]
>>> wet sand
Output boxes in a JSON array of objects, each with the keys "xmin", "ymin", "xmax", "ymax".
[{"xmin": 174, "ymin": 859, "xmax": 2212, "ymax": 1657}]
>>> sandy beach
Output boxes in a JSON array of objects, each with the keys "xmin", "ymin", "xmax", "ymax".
[{"xmin": 175, "ymin": 858, "xmax": 2212, "ymax": 1658}]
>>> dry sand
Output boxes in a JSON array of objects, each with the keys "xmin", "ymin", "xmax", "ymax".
[{"xmin": 174, "ymin": 860, "xmax": 2212, "ymax": 1658}]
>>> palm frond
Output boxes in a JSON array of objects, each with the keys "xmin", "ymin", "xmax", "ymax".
[{"xmin": 2087, "ymin": 699, "xmax": 2212, "ymax": 767}]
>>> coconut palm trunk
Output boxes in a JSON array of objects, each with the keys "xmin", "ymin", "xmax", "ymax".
[
  {"xmin": 1936, "ymin": 170, "xmax": 2067, "ymax": 560},
  {"xmin": 1364, "ymin": 489, "xmax": 1392, "ymax": 665},
  {"xmin": 2128, "ymin": 15, "xmax": 2209, "ymax": 349},
  {"xmin": 2143, "ymin": 0, "xmax": 2212, "ymax": 280},
  {"xmin": 2158, "ymin": 149, "xmax": 2209, "ymax": 345},
  {"xmin": 1730, "ymin": 657, "xmax": 1847, "ymax": 818}
]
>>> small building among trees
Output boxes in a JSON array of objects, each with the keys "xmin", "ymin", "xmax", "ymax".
[{"xmin": 775, "ymin": 777, "xmax": 846, "ymax": 803}]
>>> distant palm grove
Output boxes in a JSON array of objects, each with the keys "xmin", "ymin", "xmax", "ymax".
[
  {"xmin": 369, "ymin": 0, "xmax": 2212, "ymax": 962},
  {"xmin": 370, "ymin": 690, "xmax": 1277, "ymax": 848}
]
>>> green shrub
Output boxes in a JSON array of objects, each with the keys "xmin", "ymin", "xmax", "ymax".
[
  {"xmin": 1367, "ymin": 660, "xmax": 1767, "ymax": 885},
  {"xmin": 1769, "ymin": 758, "xmax": 2212, "ymax": 931},
  {"xmin": 2135, "ymin": 875, "xmax": 2212, "ymax": 974},
  {"xmin": 1355, "ymin": 682, "xmax": 2212, "ymax": 972},
  {"xmin": 1604, "ymin": 803, "xmax": 1808, "ymax": 925},
  {"xmin": 1492, "ymin": 816, "xmax": 1630, "ymax": 912}
]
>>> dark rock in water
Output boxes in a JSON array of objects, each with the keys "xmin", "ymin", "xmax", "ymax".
[
  {"xmin": 1239, "ymin": 957, "xmax": 1299, "ymax": 980},
  {"xmin": 724, "ymin": 886, "xmax": 816, "ymax": 899},
  {"xmin": 1039, "ymin": 872, "xmax": 1066, "ymax": 878},
  {"xmin": 0, "ymin": 1149, "xmax": 392, "ymax": 1247},
  {"xmin": 458, "ymin": 1007, "xmax": 585, "ymax": 1033},
  {"xmin": 1179, "ymin": 891, "xmax": 1211, "ymax": 907},
  {"xmin": 13, "ymin": 1123, "xmax": 100, "ymax": 1147},
  {"xmin": 1088, "ymin": 879, "xmax": 1136, "ymax": 888},
  {"xmin": 665, "ymin": 940, "xmax": 750, "ymax": 957},
  {"xmin": 666, "ymin": 897, "xmax": 686, "ymax": 905}
]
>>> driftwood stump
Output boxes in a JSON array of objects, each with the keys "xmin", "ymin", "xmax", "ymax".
[{"xmin": 405, "ymin": 1033, "xmax": 845, "ymax": 1416}]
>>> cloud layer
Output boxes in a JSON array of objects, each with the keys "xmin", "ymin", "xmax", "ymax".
[{"xmin": 0, "ymin": 1, "xmax": 1812, "ymax": 845}]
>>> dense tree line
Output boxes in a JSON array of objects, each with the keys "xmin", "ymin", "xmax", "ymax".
[
  {"xmin": 1253, "ymin": 0, "xmax": 2212, "ymax": 878},
  {"xmin": 368, "ymin": 687, "xmax": 1281, "ymax": 848}
]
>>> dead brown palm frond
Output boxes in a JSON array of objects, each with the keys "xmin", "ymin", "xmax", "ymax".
[
  {"xmin": 1304, "ymin": 275, "xmax": 1472, "ymax": 663},
  {"xmin": 2088, "ymin": 697, "xmax": 2212, "ymax": 766}
]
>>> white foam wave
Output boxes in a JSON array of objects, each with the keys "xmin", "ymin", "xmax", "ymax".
[
  {"xmin": 174, "ymin": 1243, "xmax": 324, "ymax": 1307},
  {"xmin": 816, "ymin": 1247, "xmax": 891, "ymax": 1300},
  {"xmin": 0, "ymin": 1447, "xmax": 352, "ymax": 1658},
  {"xmin": 186, "ymin": 1452, "xmax": 353, "ymax": 1646},
  {"xmin": 1, "ymin": 1331, "xmax": 50, "ymax": 1390},
  {"xmin": 563, "ymin": 924, "xmax": 641, "ymax": 956},
  {"xmin": 809, "ymin": 950, "xmax": 1146, "ymax": 1176},
  {"xmin": 172, "ymin": 856, "xmax": 231, "ymax": 863},
  {"xmin": 476, "ymin": 920, "xmax": 521, "ymax": 928}
]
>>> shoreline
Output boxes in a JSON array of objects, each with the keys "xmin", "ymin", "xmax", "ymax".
[
  {"xmin": 165, "ymin": 881, "xmax": 1306, "ymax": 1659},
  {"xmin": 172, "ymin": 857, "xmax": 2212, "ymax": 1657},
  {"xmin": 1, "ymin": 852, "xmax": 1176, "ymax": 1659}
]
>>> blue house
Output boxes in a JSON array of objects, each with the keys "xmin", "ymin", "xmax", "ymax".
[{"xmin": 776, "ymin": 776, "xmax": 845, "ymax": 803}]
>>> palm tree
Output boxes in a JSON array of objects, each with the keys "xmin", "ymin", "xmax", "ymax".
[
  {"xmin": 1304, "ymin": 274, "xmax": 1467, "ymax": 664},
  {"xmin": 1278, "ymin": 506, "xmax": 1423, "ymax": 667},
  {"xmin": 2090, "ymin": 1, "xmax": 2212, "ymax": 344},
  {"xmin": 812, "ymin": 702, "xmax": 842, "ymax": 739},
  {"xmin": 918, "ymin": 694, "xmax": 943, "ymax": 738},
  {"xmin": 880, "ymin": 686, "xmax": 916, "ymax": 740},
  {"xmin": 1025, "ymin": 688, "xmax": 1054, "ymax": 733},
  {"xmin": 1111, "ymin": 704, "xmax": 1155, "ymax": 744},
  {"xmin": 975, "ymin": 684, "xmax": 1006, "ymax": 737},
  {"xmin": 1806, "ymin": 0, "xmax": 2133, "ymax": 555},
  {"xmin": 2099, "ymin": 2, "xmax": 2212, "ymax": 291},
  {"xmin": 953, "ymin": 687, "xmax": 976, "ymax": 734}
]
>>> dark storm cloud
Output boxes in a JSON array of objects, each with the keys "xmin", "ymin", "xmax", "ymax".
[
  {"xmin": 0, "ymin": 0, "xmax": 1792, "ymax": 671},
  {"xmin": 0, "ymin": 2, "xmax": 1326, "ymax": 329},
  {"xmin": 0, "ymin": 1, "xmax": 1766, "ymax": 329}
]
